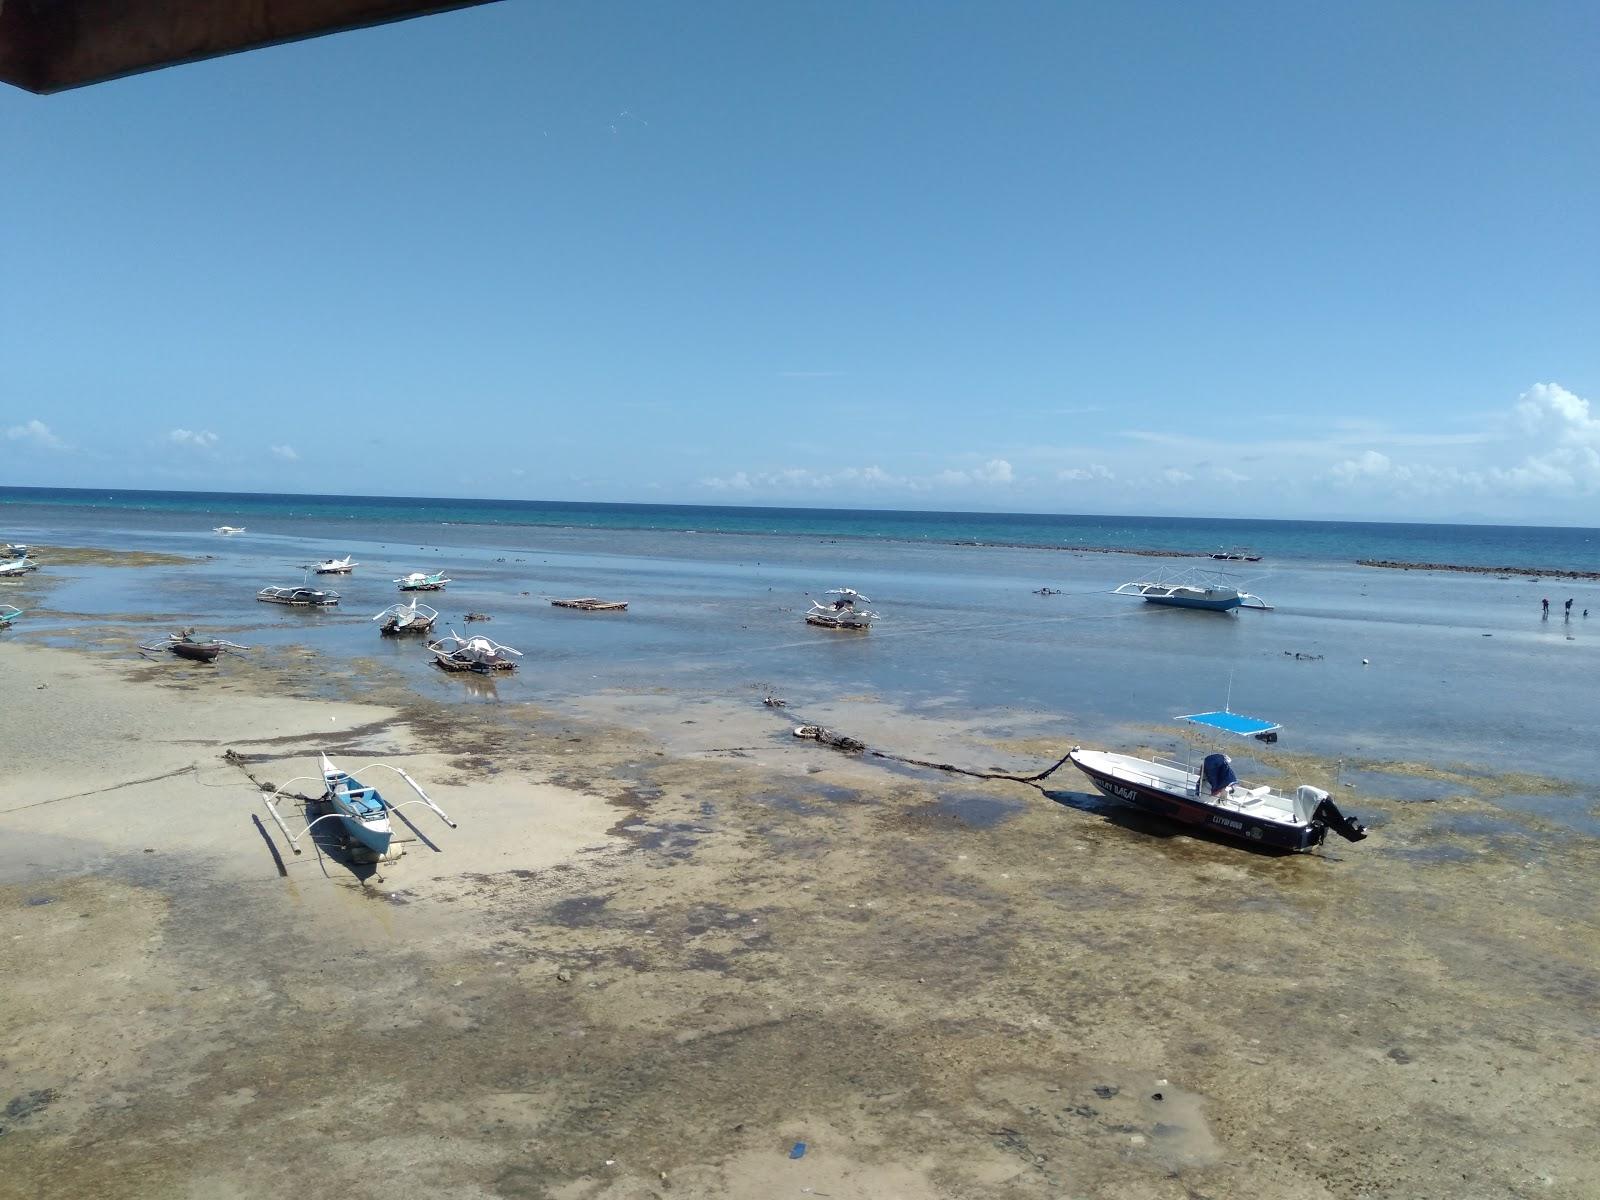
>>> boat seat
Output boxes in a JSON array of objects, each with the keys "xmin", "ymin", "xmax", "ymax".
[{"xmin": 1235, "ymin": 786, "xmax": 1272, "ymax": 805}]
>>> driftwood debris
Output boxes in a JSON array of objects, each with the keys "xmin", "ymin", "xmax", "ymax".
[
  {"xmin": 791, "ymin": 724, "xmax": 1073, "ymax": 785},
  {"xmin": 552, "ymin": 598, "xmax": 628, "ymax": 611}
]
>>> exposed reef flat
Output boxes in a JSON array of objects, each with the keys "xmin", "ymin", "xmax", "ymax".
[{"xmin": 1359, "ymin": 558, "xmax": 1600, "ymax": 580}]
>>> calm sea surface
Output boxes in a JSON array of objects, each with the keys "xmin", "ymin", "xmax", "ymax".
[{"xmin": 5, "ymin": 487, "xmax": 1597, "ymax": 833}]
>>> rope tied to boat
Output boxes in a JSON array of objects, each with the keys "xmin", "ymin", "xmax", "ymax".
[{"xmin": 791, "ymin": 724, "xmax": 1073, "ymax": 784}]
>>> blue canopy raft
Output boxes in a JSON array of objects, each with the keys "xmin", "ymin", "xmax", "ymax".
[{"xmin": 1067, "ymin": 710, "xmax": 1366, "ymax": 852}]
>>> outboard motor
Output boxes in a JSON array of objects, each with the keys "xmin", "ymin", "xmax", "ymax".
[{"xmin": 1312, "ymin": 795, "xmax": 1368, "ymax": 842}]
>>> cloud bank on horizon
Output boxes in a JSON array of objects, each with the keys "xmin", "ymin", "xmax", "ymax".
[{"xmin": 6, "ymin": 383, "xmax": 1598, "ymax": 524}]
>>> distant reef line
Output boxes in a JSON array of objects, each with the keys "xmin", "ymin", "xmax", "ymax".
[{"xmin": 1358, "ymin": 559, "xmax": 1600, "ymax": 581}]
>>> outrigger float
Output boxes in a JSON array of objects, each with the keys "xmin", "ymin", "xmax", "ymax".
[
  {"xmin": 1067, "ymin": 710, "xmax": 1366, "ymax": 852},
  {"xmin": 804, "ymin": 588, "xmax": 879, "ymax": 630},
  {"xmin": 260, "ymin": 752, "xmax": 456, "ymax": 861},
  {"xmin": 373, "ymin": 597, "xmax": 438, "ymax": 636}
]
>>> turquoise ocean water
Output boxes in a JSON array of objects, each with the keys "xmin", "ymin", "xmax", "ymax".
[{"xmin": 5, "ymin": 486, "xmax": 1598, "ymax": 834}]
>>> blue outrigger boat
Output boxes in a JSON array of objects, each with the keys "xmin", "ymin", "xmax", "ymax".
[
  {"xmin": 1112, "ymin": 568, "xmax": 1270, "ymax": 612},
  {"xmin": 1068, "ymin": 710, "xmax": 1366, "ymax": 852},
  {"xmin": 0, "ymin": 604, "xmax": 22, "ymax": 628},
  {"xmin": 259, "ymin": 753, "xmax": 457, "ymax": 862}
]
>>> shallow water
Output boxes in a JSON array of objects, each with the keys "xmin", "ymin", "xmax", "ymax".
[{"xmin": 7, "ymin": 506, "xmax": 1598, "ymax": 835}]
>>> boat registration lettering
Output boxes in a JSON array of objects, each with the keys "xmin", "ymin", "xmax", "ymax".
[{"xmin": 1210, "ymin": 814, "xmax": 1245, "ymax": 831}]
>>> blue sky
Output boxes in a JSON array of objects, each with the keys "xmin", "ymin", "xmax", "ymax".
[{"xmin": 3, "ymin": 2, "xmax": 1598, "ymax": 523}]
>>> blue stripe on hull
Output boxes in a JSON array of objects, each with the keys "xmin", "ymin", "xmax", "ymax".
[{"xmin": 1143, "ymin": 595, "xmax": 1242, "ymax": 611}]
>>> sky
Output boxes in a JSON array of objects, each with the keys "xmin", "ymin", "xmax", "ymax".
[{"xmin": 2, "ymin": 2, "xmax": 1598, "ymax": 524}]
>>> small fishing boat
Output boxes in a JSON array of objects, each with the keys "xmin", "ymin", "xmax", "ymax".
[
  {"xmin": 1, "ymin": 543, "xmax": 28, "ymax": 559},
  {"xmin": 213, "ymin": 525, "xmax": 246, "ymax": 535},
  {"xmin": 1112, "ymin": 568, "xmax": 1269, "ymax": 612},
  {"xmin": 0, "ymin": 604, "xmax": 22, "ymax": 628},
  {"xmin": 396, "ymin": 570, "xmax": 451, "ymax": 591},
  {"xmin": 138, "ymin": 629, "xmax": 249, "ymax": 663},
  {"xmin": 805, "ymin": 588, "xmax": 879, "ymax": 630},
  {"xmin": 373, "ymin": 597, "xmax": 439, "ymax": 636},
  {"xmin": 257, "ymin": 584, "xmax": 340, "ymax": 607},
  {"xmin": 0, "ymin": 556, "xmax": 37, "ymax": 577},
  {"xmin": 1067, "ymin": 710, "xmax": 1366, "ymax": 852},
  {"xmin": 315, "ymin": 554, "xmax": 358, "ymax": 574},
  {"xmin": 428, "ymin": 629, "xmax": 523, "ymax": 672},
  {"xmin": 258, "ymin": 753, "xmax": 457, "ymax": 861},
  {"xmin": 1211, "ymin": 548, "xmax": 1262, "ymax": 562}
]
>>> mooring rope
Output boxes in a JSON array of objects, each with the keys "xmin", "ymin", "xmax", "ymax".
[{"xmin": 791, "ymin": 724, "xmax": 1074, "ymax": 786}]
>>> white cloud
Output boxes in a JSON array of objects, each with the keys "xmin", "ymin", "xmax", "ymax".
[
  {"xmin": 1161, "ymin": 468, "xmax": 1193, "ymax": 485},
  {"xmin": 4, "ymin": 419, "xmax": 66, "ymax": 449},
  {"xmin": 269, "ymin": 444, "xmax": 299, "ymax": 461},
  {"xmin": 1330, "ymin": 383, "xmax": 1600, "ymax": 499},
  {"xmin": 169, "ymin": 429, "xmax": 219, "ymax": 449},
  {"xmin": 1058, "ymin": 464, "xmax": 1114, "ymax": 482},
  {"xmin": 700, "ymin": 459, "xmax": 1013, "ymax": 493}
]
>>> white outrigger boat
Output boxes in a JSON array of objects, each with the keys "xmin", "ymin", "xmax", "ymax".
[
  {"xmin": 0, "ymin": 555, "xmax": 37, "ymax": 577},
  {"xmin": 373, "ymin": 596, "xmax": 439, "ymax": 636},
  {"xmin": 314, "ymin": 554, "xmax": 358, "ymax": 574},
  {"xmin": 1067, "ymin": 710, "xmax": 1366, "ymax": 852},
  {"xmin": 428, "ymin": 629, "xmax": 523, "ymax": 672},
  {"xmin": 259, "ymin": 752, "xmax": 457, "ymax": 860},
  {"xmin": 1, "ymin": 543, "xmax": 28, "ymax": 559},
  {"xmin": 257, "ymin": 583, "xmax": 340, "ymax": 607},
  {"xmin": 396, "ymin": 570, "xmax": 451, "ymax": 591},
  {"xmin": 1112, "ymin": 568, "xmax": 1270, "ymax": 612},
  {"xmin": 213, "ymin": 525, "xmax": 246, "ymax": 535},
  {"xmin": 805, "ymin": 588, "xmax": 879, "ymax": 630}
]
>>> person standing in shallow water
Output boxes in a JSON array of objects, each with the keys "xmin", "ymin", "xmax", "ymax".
[
  {"xmin": 1541, "ymin": 598, "xmax": 1549, "ymax": 618},
  {"xmin": 1565, "ymin": 598, "xmax": 1574, "ymax": 619}
]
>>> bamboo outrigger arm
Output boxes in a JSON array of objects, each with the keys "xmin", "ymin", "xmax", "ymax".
[{"xmin": 345, "ymin": 762, "xmax": 458, "ymax": 828}]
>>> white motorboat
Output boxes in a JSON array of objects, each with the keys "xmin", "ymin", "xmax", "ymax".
[
  {"xmin": 0, "ymin": 556, "xmax": 37, "ymax": 577},
  {"xmin": 1067, "ymin": 710, "xmax": 1366, "ymax": 852},
  {"xmin": 804, "ymin": 587, "xmax": 879, "ymax": 630},
  {"xmin": 315, "ymin": 555, "xmax": 358, "ymax": 574},
  {"xmin": 213, "ymin": 526, "xmax": 246, "ymax": 535}
]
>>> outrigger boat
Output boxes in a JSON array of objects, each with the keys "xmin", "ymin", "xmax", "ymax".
[
  {"xmin": 1067, "ymin": 710, "xmax": 1367, "ymax": 852},
  {"xmin": 257, "ymin": 583, "xmax": 340, "ymax": 607},
  {"xmin": 1211, "ymin": 548, "xmax": 1262, "ymax": 562},
  {"xmin": 1, "ymin": 543, "xmax": 28, "ymax": 559},
  {"xmin": 259, "ymin": 752, "xmax": 457, "ymax": 860},
  {"xmin": 138, "ymin": 629, "xmax": 249, "ymax": 663},
  {"xmin": 315, "ymin": 554, "xmax": 358, "ymax": 574},
  {"xmin": 373, "ymin": 597, "xmax": 439, "ymax": 636},
  {"xmin": 1112, "ymin": 568, "xmax": 1270, "ymax": 612},
  {"xmin": 396, "ymin": 570, "xmax": 451, "ymax": 591},
  {"xmin": 428, "ymin": 629, "xmax": 522, "ymax": 672},
  {"xmin": 0, "ymin": 555, "xmax": 39, "ymax": 576},
  {"xmin": 0, "ymin": 605, "xmax": 22, "ymax": 628},
  {"xmin": 804, "ymin": 588, "xmax": 879, "ymax": 630},
  {"xmin": 213, "ymin": 525, "xmax": 246, "ymax": 535}
]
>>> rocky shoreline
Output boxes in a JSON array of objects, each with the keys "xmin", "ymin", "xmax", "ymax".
[{"xmin": 1358, "ymin": 558, "xmax": 1600, "ymax": 581}]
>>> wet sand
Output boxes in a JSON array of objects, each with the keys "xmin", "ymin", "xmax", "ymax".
[{"xmin": 3, "ymin": 631, "xmax": 1597, "ymax": 1200}]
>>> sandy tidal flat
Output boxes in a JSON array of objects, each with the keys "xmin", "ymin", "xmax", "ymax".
[{"xmin": 1, "ymin": 640, "xmax": 1597, "ymax": 1200}]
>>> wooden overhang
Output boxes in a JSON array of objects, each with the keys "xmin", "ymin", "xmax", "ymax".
[{"xmin": 0, "ymin": 0, "xmax": 501, "ymax": 94}]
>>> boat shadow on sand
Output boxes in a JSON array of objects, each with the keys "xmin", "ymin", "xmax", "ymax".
[
  {"xmin": 250, "ymin": 794, "xmax": 444, "ymax": 883},
  {"xmin": 1038, "ymin": 786, "xmax": 1310, "ymax": 858}
]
